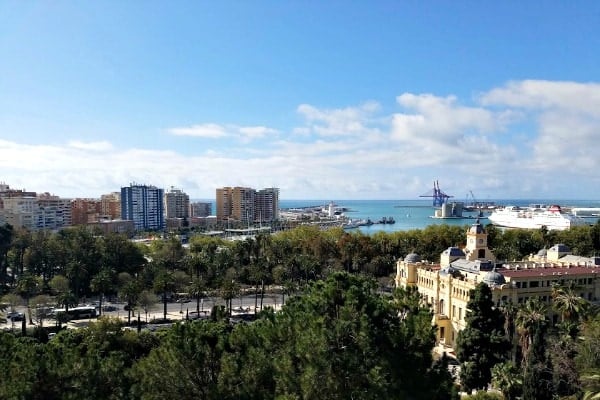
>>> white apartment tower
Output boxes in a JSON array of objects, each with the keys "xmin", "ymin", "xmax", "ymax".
[{"xmin": 0, "ymin": 186, "xmax": 71, "ymax": 231}]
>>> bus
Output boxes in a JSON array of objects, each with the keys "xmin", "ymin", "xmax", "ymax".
[{"xmin": 54, "ymin": 306, "xmax": 98, "ymax": 321}]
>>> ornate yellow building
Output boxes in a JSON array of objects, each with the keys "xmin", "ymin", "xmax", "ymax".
[{"xmin": 395, "ymin": 219, "xmax": 600, "ymax": 348}]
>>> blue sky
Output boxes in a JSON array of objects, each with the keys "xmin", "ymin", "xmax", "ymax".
[{"xmin": 1, "ymin": 1, "xmax": 600, "ymax": 200}]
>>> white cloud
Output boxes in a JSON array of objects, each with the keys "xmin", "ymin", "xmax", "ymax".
[
  {"xmin": 168, "ymin": 123, "xmax": 228, "ymax": 138},
  {"xmin": 4, "ymin": 80, "xmax": 600, "ymax": 200},
  {"xmin": 480, "ymin": 80, "xmax": 600, "ymax": 175},
  {"xmin": 168, "ymin": 123, "xmax": 278, "ymax": 142},
  {"xmin": 481, "ymin": 80, "xmax": 600, "ymax": 115},
  {"xmin": 67, "ymin": 140, "xmax": 113, "ymax": 151},
  {"xmin": 296, "ymin": 101, "xmax": 381, "ymax": 137},
  {"xmin": 391, "ymin": 93, "xmax": 508, "ymax": 145},
  {"xmin": 238, "ymin": 126, "xmax": 277, "ymax": 139}
]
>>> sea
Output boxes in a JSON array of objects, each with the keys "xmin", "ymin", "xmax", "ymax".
[
  {"xmin": 195, "ymin": 198, "xmax": 600, "ymax": 234},
  {"xmin": 278, "ymin": 199, "xmax": 600, "ymax": 234}
]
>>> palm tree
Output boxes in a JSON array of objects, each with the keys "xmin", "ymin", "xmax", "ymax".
[
  {"xmin": 15, "ymin": 272, "xmax": 40, "ymax": 325},
  {"xmin": 188, "ymin": 277, "xmax": 206, "ymax": 313},
  {"xmin": 552, "ymin": 285, "xmax": 588, "ymax": 324},
  {"xmin": 499, "ymin": 300, "xmax": 518, "ymax": 362},
  {"xmin": 220, "ymin": 268, "xmax": 240, "ymax": 315},
  {"xmin": 515, "ymin": 298, "xmax": 548, "ymax": 366},
  {"xmin": 118, "ymin": 273, "xmax": 141, "ymax": 324},
  {"xmin": 492, "ymin": 361, "xmax": 522, "ymax": 400},
  {"xmin": 581, "ymin": 374, "xmax": 600, "ymax": 400},
  {"xmin": 90, "ymin": 268, "xmax": 115, "ymax": 317},
  {"xmin": 153, "ymin": 269, "xmax": 175, "ymax": 320},
  {"xmin": 49, "ymin": 274, "xmax": 78, "ymax": 314},
  {"xmin": 137, "ymin": 290, "xmax": 158, "ymax": 322}
]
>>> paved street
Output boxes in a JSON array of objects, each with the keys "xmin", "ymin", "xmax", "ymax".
[{"xmin": 1, "ymin": 293, "xmax": 286, "ymax": 331}]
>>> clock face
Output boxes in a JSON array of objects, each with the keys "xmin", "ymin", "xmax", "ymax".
[
  {"xmin": 479, "ymin": 239, "xmax": 484, "ymax": 244},
  {"xmin": 470, "ymin": 239, "xmax": 474, "ymax": 244}
]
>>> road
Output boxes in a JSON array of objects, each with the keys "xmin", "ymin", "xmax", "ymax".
[{"xmin": 1, "ymin": 293, "xmax": 286, "ymax": 330}]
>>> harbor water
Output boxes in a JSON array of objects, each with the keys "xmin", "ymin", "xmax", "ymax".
[{"xmin": 279, "ymin": 199, "xmax": 600, "ymax": 234}]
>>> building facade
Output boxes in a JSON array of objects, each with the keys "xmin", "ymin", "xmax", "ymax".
[
  {"xmin": 190, "ymin": 201, "xmax": 212, "ymax": 218},
  {"xmin": 71, "ymin": 198, "xmax": 102, "ymax": 225},
  {"xmin": 164, "ymin": 187, "xmax": 190, "ymax": 219},
  {"xmin": 121, "ymin": 184, "xmax": 164, "ymax": 231},
  {"xmin": 395, "ymin": 220, "xmax": 600, "ymax": 348},
  {"xmin": 231, "ymin": 187, "xmax": 255, "ymax": 223},
  {"xmin": 255, "ymin": 187, "xmax": 280, "ymax": 222},
  {"xmin": 216, "ymin": 186, "xmax": 280, "ymax": 223},
  {"xmin": 36, "ymin": 193, "xmax": 72, "ymax": 229},
  {"xmin": 216, "ymin": 187, "xmax": 233, "ymax": 221},
  {"xmin": 0, "ymin": 185, "xmax": 71, "ymax": 231},
  {"xmin": 100, "ymin": 192, "xmax": 121, "ymax": 220}
]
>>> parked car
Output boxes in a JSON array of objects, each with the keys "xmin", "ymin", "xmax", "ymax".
[
  {"xmin": 7, "ymin": 312, "xmax": 24, "ymax": 321},
  {"xmin": 188, "ymin": 311, "xmax": 210, "ymax": 320}
]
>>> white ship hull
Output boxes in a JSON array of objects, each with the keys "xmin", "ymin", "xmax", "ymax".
[{"xmin": 488, "ymin": 205, "xmax": 587, "ymax": 231}]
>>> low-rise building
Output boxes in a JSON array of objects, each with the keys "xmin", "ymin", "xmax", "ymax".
[{"xmin": 395, "ymin": 219, "xmax": 600, "ymax": 348}]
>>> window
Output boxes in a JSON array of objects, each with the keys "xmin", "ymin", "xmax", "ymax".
[
  {"xmin": 440, "ymin": 327, "xmax": 445, "ymax": 339},
  {"xmin": 530, "ymin": 281, "xmax": 539, "ymax": 288},
  {"xmin": 522, "ymin": 282, "xmax": 528, "ymax": 289}
]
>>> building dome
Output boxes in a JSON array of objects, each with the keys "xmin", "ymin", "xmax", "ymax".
[
  {"xmin": 468, "ymin": 219, "xmax": 485, "ymax": 234},
  {"xmin": 404, "ymin": 253, "xmax": 421, "ymax": 263},
  {"xmin": 483, "ymin": 269, "xmax": 506, "ymax": 286},
  {"xmin": 536, "ymin": 247, "xmax": 548, "ymax": 257},
  {"xmin": 550, "ymin": 243, "xmax": 570, "ymax": 253}
]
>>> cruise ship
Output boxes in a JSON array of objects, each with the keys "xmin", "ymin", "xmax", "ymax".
[{"xmin": 488, "ymin": 204, "xmax": 588, "ymax": 231}]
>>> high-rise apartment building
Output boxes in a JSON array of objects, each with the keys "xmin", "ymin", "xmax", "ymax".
[
  {"xmin": 216, "ymin": 187, "xmax": 233, "ymax": 221},
  {"xmin": 0, "ymin": 187, "xmax": 71, "ymax": 231},
  {"xmin": 0, "ymin": 195, "xmax": 38, "ymax": 230},
  {"xmin": 100, "ymin": 192, "xmax": 121, "ymax": 220},
  {"xmin": 255, "ymin": 187, "xmax": 280, "ymax": 221},
  {"xmin": 121, "ymin": 184, "xmax": 164, "ymax": 231},
  {"xmin": 37, "ymin": 193, "xmax": 72, "ymax": 229},
  {"xmin": 190, "ymin": 201, "xmax": 212, "ymax": 218},
  {"xmin": 164, "ymin": 187, "xmax": 190, "ymax": 219},
  {"xmin": 71, "ymin": 198, "xmax": 102, "ymax": 225},
  {"xmin": 216, "ymin": 186, "xmax": 279, "ymax": 223},
  {"xmin": 232, "ymin": 187, "xmax": 255, "ymax": 223}
]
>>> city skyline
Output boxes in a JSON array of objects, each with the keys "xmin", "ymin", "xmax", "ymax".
[{"xmin": 1, "ymin": 2, "xmax": 600, "ymax": 200}]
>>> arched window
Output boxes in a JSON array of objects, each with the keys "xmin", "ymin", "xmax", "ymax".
[
  {"xmin": 439, "ymin": 299, "xmax": 445, "ymax": 315},
  {"xmin": 478, "ymin": 249, "xmax": 486, "ymax": 258}
]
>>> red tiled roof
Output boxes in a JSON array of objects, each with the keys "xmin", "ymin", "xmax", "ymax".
[{"xmin": 500, "ymin": 266, "xmax": 600, "ymax": 278}]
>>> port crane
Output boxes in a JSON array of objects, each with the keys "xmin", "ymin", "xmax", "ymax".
[{"xmin": 419, "ymin": 181, "xmax": 453, "ymax": 207}]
